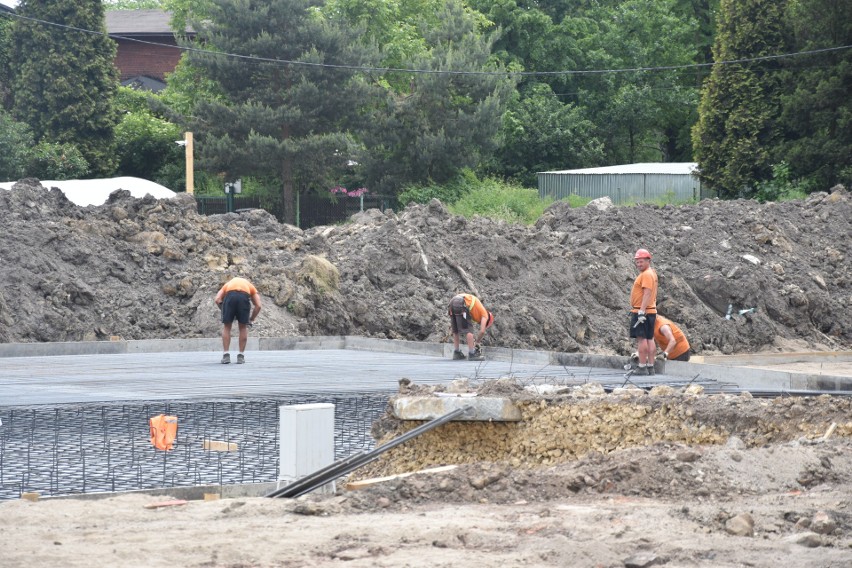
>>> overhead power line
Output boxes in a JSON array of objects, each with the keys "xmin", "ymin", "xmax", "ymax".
[{"xmin": 3, "ymin": 10, "xmax": 851, "ymax": 78}]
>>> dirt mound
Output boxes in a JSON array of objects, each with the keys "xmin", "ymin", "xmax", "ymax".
[
  {"xmin": 357, "ymin": 381, "xmax": 852, "ymax": 481},
  {"xmin": 0, "ymin": 179, "xmax": 849, "ymax": 356},
  {"xmin": 340, "ymin": 437, "xmax": 852, "ymax": 511}
]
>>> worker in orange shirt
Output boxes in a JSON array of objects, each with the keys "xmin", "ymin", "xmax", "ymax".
[
  {"xmin": 448, "ymin": 293, "xmax": 494, "ymax": 361},
  {"xmin": 654, "ymin": 315, "xmax": 691, "ymax": 362},
  {"xmin": 215, "ymin": 276, "xmax": 262, "ymax": 364},
  {"xmin": 629, "ymin": 248, "xmax": 658, "ymax": 375}
]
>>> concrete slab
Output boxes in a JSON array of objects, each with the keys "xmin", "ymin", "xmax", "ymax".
[
  {"xmin": 0, "ymin": 346, "xmax": 631, "ymax": 407},
  {"xmin": 392, "ymin": 396, "xmax": 523, "ymax": 421},
  {"xmin": 1, "ymin": 337, "xmax": 849, "ymax": 407}
]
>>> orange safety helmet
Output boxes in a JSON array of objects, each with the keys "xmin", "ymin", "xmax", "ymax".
[{"xmin": 634, "ymin": 248, "xmax": 652, "ymax": 260}]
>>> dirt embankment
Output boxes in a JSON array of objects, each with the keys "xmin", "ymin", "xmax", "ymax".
[
  {"xmin": 359, "ymin": 380, "xmax": 852, "ymax": 480},
  {"xmin": 0, "ymin": 179, "xmax": 849, "ymax": 356}
]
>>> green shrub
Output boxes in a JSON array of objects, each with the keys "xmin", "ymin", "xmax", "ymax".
[
  {"xmin": 114, "ymin": 111, "xmax": 184, "ymax": 186},
  {"xmin": 561, "ymin": 193, "xmax": 593, "ymax": 208},
  {"xmin": 647, "ymin": 190, "xmax": 699, "ymax": 206},
  {"xmin": 449, "ymin": 177, "xmax": 553, "ymax": 225},
  {"xmin": 754, "ymin": 162, "xmax": 810, "ymax": 203},
  {"xmin": 25, "ymin": 142, "xmax": 90, "ymax": 180},
  {"xmin": 0, "ymin": 111, "xmax": 33, "ymax": 181},
  {"xmin": 398, "ymin": 173, "xmax": 473, "ymax": 206}
]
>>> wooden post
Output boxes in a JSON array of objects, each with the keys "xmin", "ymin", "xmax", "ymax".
[{"xmin": 185, "ymin": 132, "xmax": 194, "ymax": 194}]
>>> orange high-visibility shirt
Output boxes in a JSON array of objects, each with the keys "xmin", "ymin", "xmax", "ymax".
[
  {"xmin": 463, "ymin": 294, "xmax": 490, "ymax": 325},
  {"xmin": 653, "ymin": 315, "xmax": 689, "ymax": 359},
  {"xmin": 630, "ymin": 268, "xmax": 658, "ymax": 314},
  {"xmin": 220, "ymin": 277, "xmax": 257, "ymax": 296}
]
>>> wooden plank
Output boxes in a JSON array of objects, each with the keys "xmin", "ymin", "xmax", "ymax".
[
  {"xmin": 345, "ymin": 465, "xmax": 457, "ymax": 491},
  {"xmin": 203, "ymin": 439, "xmax": 239, "ymax": 452},
  {"xmin": 143, "ymin": 499, "xmax": 188, "ymax": 509}
]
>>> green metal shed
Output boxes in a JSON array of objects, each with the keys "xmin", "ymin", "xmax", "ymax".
[{"xmin": 538, "ymin": 163, "xmax": 712, "ymax": 205}]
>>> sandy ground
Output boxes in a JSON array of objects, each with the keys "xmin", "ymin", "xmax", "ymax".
[
  {"xmin": 1, "ymin": 491, "xmax": 849, "ymax": 568},
  {"xmin": 2, "ymin": 436, "xmax": 851, "ymax": 568}
]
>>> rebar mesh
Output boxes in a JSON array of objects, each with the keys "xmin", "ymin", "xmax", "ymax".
[{"xmin": 0, "ymin": 392, "xmax": 390, "ymax": 501}]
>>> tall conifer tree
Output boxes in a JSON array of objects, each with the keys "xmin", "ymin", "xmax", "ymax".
[
  {"xmin": 692, "ymin": 0, "xmax": 790, "ymax": 197},
  {"xmin": 356, "ymin": 0, "xmax": 515, "ymax": 194},
  {"xmin": 11, "ymin": 0, "xmax": 120, "ymax": 176},
  {"xmin": 186, "ymin": 0, "xmax": 382, "ymax": 224},
  {"xmin": 776, "ymin": 0, "xmax": 852, "ymax": 190}
]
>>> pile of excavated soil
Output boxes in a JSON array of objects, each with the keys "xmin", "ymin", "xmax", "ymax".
[{"xmin": 0, "ymin": 179, "xmax": 849, "ymax": 357}]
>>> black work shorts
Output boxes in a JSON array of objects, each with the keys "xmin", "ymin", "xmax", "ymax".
[
  {"xmin": 222, "ymin": 291, "xmax": 251, "ymax": 324},
  {"xmin": 449, "ymin": 295, "xmax": 472, "ymax": 335},
  {"xmin": 672, "ymin": 350, "xmax": 691, "ymax": 362},
  {"xmin": 629, "ymin": 313, "xmax": 655, "ymax": 340}
]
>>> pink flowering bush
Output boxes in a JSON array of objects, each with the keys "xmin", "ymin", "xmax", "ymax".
[{"xmin": 330, "ymin": 186, "xmax": 368, "ymax": 197}]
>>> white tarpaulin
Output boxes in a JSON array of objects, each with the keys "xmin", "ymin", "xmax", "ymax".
[{"xmin": 0, "ymin": 177, "xmax": 177, "ymax": 206}]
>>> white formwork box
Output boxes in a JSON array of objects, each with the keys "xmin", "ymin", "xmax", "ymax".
[{"xmin": 279, "ymin": 403, "xmax": 336, "ymax": 492}]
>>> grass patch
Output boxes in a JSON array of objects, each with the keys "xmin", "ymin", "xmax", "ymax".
[{"xmin": 449, "ymin": 179, "xmax": 553, "ymax": 224}]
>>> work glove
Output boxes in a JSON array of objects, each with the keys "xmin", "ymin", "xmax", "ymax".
[
  {"xmin": 656, "ymin": 352, "xmax": 668, "ymax": 361},
  {"xmin": 630, "ymin": 352, "xmax": 639, "ymax": 363},
  {"xmin": 634, "ymin": 311, "xmax": 646, "ymax": 327},
  {"xmin": 473, "ymin": 344, "xmax": 482, "ymax": 357}
]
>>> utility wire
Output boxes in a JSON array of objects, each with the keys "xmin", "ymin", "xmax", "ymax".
[{"xmin": 3, "ymin": 10, "xmax": 851, "ymax": 78}]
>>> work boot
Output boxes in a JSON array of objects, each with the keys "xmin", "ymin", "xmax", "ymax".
[
  {"xmin": 635, "ymin": 365, "xmax": 647, "ymax": 376},
  {"xmin": 221, "ymin": 353, "xmax": 230, "ymax": 364},
  {"xmin": 452, "ymin": 350, "xmax": 466, "ymax": 360},
  {"xmin": 237, "ymin": 353, "xmax": 245, "ymax": 364},
  {"xmin": 647, "ymin": 364, "xmax": 655, "ymax": 376},
  {"xmin": 468, "ymin": 352, "xmax": 485, "ymax": 361}
]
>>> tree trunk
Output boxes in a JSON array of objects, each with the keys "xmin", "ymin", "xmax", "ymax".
[{"xmin": 282, "ymin": 156, "xmax": 295, "ymax": 225}]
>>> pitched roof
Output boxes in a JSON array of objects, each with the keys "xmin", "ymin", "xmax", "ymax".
[
  {"xmin": 105, "ymin": 9, "xmax": 192, "ymax": 36},
  {"xmin": 542, "ymin": 163, "xmax": 699, "ymax": 175}
]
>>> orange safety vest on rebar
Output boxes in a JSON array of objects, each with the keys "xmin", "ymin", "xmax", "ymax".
[{"xmin": 149, "ymin": 414, "xmax": 178, "ymax": 451}]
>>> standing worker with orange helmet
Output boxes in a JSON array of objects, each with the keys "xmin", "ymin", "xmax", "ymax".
[{"xmin": 629, "ymin": 248, "xmax": 658, "ymax": 375}]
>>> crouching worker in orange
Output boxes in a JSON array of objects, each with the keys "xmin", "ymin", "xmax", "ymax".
[
  {"xmin": 654, "ymin": 315, "xmax": 691, "ymax": 362},
  {"xmin": 215, "ymin": 277, "xmax": 262, "ymax": 364},
  {"xmin": 448, "ymin": 293, "xmax": 494, "ymax": 361}
]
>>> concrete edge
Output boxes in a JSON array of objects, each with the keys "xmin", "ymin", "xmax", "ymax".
[
  {"xmin": 662, "ymin": 360, "xmax": 852, "ymax": 392},
  {"xmin": 34, "ymin": 480, "xmax": 285, "ymax": 502},
  {"xmin": 343, "ymin": 336, "xmax": 445, "ymax": 357},
  {"xmin": 0, "ymin": 336, "xmax": 848, "ymax": 391},
  {"xmin": 701, "ymin": 351, "xmax": 852, "ymax": 366}
]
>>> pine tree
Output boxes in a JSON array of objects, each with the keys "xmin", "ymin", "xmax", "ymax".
[
  {"xmin": 357, "ymin": 0, "xmax": 515, "ymax": 194},
  {"xmin": 776, "ymin": 0, "xmax": 852, "ymax": 190},
  {"xmin": 186, "ymin": 0, "xmax": 383, "ymax": 224},
  {"xmin": 691, "ymin": 0, "xmax": 790, "ymax": 197},
  {"xmin": 0, "ymin": 14, "xmax": 12, "ymax": 110},
  {"xmin": 11, "ymin": 0, "xmax": 120, "ymax": 176}
]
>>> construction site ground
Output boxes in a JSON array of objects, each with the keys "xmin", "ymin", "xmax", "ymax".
[
  {"xmin": 0, "ymin": 181, "xmax": 851, "ymax": 566},
  {"xmin": 1, "ymin": 341, "xmax": 851, "ymax": 567}
]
